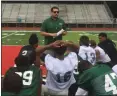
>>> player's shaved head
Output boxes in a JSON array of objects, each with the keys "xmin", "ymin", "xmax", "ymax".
[{"xmin": 79, "ymin": 36, "xmax": 89, "ymax": 46}]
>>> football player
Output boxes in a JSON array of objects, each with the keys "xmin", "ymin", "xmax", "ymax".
[
  {"xmin": 17, "ymin": 33, "xmax": 39, "ymax": 67},
  {"xmin": 36, "ymin": 40, "xmax": 79, "ymax": 96},
  {"xmin": 2, "ymin": 70, "xmax": 23, "ymax": 96},
  {"xmin": 76, "ymin": 60, "xmax": 117, "ymax": 96},
  {"xmin": 3, "ymin": 44, "xmax": 41, "ymax": 96},
  {"xmin": 90, "ymin": 40, "xmax": 112, "ymax": 67},
  {"xmin": 78, "ymin": 36, "xmax": 96, "ymax": 65}
]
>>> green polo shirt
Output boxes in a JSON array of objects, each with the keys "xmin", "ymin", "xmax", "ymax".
[{"xmin": 41, "ymin": 17, "xmax": 67, "ymax": 45}]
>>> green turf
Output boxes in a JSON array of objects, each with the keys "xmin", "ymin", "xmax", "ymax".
[{"xmin": 2, "ymin": 31, "xmax": 117, "ymax": 47}]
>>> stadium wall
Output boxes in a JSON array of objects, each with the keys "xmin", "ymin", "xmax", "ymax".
[
  {"xmin": 2, "ymin": 27, "xmax": 117, "ymax": 31},
  {"xmin": 2, "ymin": 1, "xmax": 117, "ymax": 29},
  {"xmin": 2, "ymin": 23, "xmax": 117, "ymax": 29}
]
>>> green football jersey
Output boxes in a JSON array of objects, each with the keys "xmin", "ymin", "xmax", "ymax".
[
  {"xmin": 1, "ymin": 92, "xmax": 18, "ymax": 96},
  {"xmin": 77, "ymin": 64, "xmax": 117, "ymax": 96},
  {"xmin": 5, "ymin": 65, "xmax": 42, "ymax": 96}
]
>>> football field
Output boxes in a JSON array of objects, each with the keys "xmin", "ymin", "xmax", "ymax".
[
  {"xmin": 2, "ymin": 30, "xmax": 117, "ymax": 76},
  {"xmin": 2, "ymin": 31, "xmax": 117, "ymax": 45}
]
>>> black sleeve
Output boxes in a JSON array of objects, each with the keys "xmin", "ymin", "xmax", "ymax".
[
  {"xmin": 98, "ymin": 42, "xmax": 108, "ymax": 54},
  {"xmin": 40, "ymin": 53, "xmax": 46, "ymax": 62}
]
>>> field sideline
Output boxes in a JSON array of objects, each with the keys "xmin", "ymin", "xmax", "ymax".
[{"xmin": 2, "ymin": 30, "xmax": 117, "ymax": 46}]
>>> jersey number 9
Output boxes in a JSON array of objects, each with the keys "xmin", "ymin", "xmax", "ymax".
[{"xmin": 15, "ymin": 71, "xmax": 33, "ymax": 86}]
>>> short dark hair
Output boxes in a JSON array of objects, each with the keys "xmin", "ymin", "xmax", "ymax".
[
  {"xmin": 98, "ymin": 33, "xmax": 107, "ymax": 38},
  {"xmin": 53, "ymin": 46, "xmax": 67, "ymax": 56},
  {"xmin": 51, "ymin": 6, "xmax": 59, "ymax": 12},
  {"xmin": 79, "ymin": 36, "xmax": 89, "ymax": 46},
  {"xmin": 90, "ymin": 40, "xmax": 97, "ymax": 47},
  {"xmin": 78, "ymin": 60, "xmax": 92, "ymax": 73},
  {"xmin": 29, "ymin": 33, "xmax": 38, "ymax": 45},
  {"xmin": 3, "ymin": 70, "xmax": 22, "ymax": 93}
]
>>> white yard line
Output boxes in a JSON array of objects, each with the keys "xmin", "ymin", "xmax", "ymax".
[{"xmin": 2, "ymin": 31, "xmax": 18, "ymax": 39}]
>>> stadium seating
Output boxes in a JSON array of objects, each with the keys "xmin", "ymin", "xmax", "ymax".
[
  {"xmin": 2, "ymin": 4, "xmax": 13, "ymax": 22},
  {"xmin": 18, "ymin": 4, "xmax": 28, "ymax": 23},
  {"xmin": 10, "ymin": 4, "xmax": 21, "ymax": 23},
  {"xmin": 2, "ymin": 3, "xmax": 113, "ymax": 24},
  {"xmin": 26, "ymin": 4, "xmax": 35, "ymax": 23}
]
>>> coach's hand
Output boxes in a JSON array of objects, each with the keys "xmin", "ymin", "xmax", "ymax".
[{"xmin": 50, "ymin": 33, "xmax": 57, "ymax": 37}]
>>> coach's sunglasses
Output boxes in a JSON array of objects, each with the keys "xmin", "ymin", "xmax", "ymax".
[{"xmin": 53, "ymin": 11, "xmax": 59, "ymax": 13}]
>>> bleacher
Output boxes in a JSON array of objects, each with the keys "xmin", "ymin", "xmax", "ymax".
[{"xmin": 2, "ymin": 3, "xmax": 113, "ymax": 24}]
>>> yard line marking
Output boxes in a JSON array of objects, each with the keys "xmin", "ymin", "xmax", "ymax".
[
  {"xmin": 2, "ymin": 33, "xmax": 8, "ymax": 35},
  {"xmin": 113, "ymin": 40, "xmax": 117, "ymax": 42},
  {"xmin": 2, "ymin": 31, "xmax": 18, "ymax": 39},
  {"xmin": 15, "ymin": 33, "xmax": 25, "ymax": 35}
]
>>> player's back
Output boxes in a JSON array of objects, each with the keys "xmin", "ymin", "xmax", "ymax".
[
  {"xmin": 95, "ymin": 46, "xmax": 111, "ymax": 63},
  {"xmin": 18, "ymin": 45, "xmax": 35, "ymax": 56},
  {"xmin": 17, "ymin": 45, "xmax": 36, "ymax": 67},
  {"xmin": 78, "ymin": 46, "xmax": 96, "ymax": 65},
  {"xmin": 45, "ymin": 52, "xmax": 78, "ymax": 91},
  {"xmin": 78, "ymin": 64, "xmax": 117, "ymax": 96},
  {"xmin": 5, "ymin": 65, "xmax": 41, "ymax": 96}
]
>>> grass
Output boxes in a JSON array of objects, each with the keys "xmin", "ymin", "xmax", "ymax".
[{"xmin": 2, "ymin": 31, "xmax": 117, "ymax": 46}]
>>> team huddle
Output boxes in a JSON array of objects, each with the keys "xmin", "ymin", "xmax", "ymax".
[
  {"xmin": 2, "ymin": 32, "xmax": 117, "ymax": 96},
  {"xmin": 2, "ymin": 6, "xmax": 117, "ymax": 96}
]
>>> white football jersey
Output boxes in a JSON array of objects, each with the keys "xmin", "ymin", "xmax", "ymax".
[
  {"xmin": 94, "ymin": 46, "xmax": 111, "ymax": 63},
  {"xmin": 45, "ymin": 52, "xmax": 78, "ymax": 91},
  {"xmin": 78, "ymin": 46, "xmax": 96, "ymax": 65}
]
